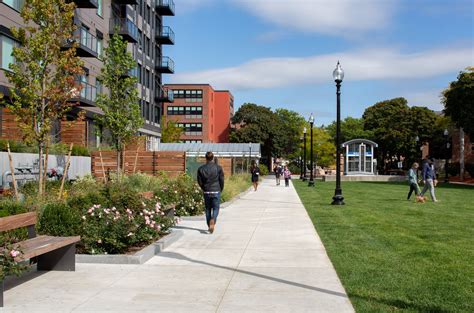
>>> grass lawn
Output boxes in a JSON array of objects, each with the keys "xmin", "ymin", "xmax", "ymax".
[{"xmin": 293, "ymin": 180, "xmax": 474, "ymax": 313}]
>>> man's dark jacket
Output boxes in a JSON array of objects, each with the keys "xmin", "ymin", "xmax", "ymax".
[{"xmin": 197, "ymin": 161, "xmax": 224, "ymax": 192}]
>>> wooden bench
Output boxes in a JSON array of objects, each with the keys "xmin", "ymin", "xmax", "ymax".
[{"xmin": 0, "ymin": 212, "xmax": 80, "ymax": 307}]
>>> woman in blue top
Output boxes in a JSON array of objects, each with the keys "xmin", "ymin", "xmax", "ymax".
[{"xmin": 407, "ymin": 162, "xmax": 421, "ymax": 200}]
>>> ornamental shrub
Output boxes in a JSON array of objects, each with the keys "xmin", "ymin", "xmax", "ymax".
[
  {"xmin": 447, "ymin": 162, "xmax": 460, "ymax": 177},
  {"xmin": 38, "ymin": 202, "xmax": 81, "ymax": 237},
  {"xmin": 167, "ymin": 174, "xmax": 204, "ymax": 216},
  {"xmin": 258, "ymin": 163, "xmax": 269, "ymax": 176}
]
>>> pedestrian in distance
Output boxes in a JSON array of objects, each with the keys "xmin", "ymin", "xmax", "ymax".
[
  {"xmin": 274, "ymin": 163, "xmax": 282, "ymax": 186},
  {"xmin": 420, "ymin": 156, "xmax": 438, "ymax": 202},
  {"xmin": 283, "ymin": 166, "xmax": 292, "ymax": 187},
  {"xmin": 197, "ymin": 151, "xmax": 224, "ymax": 234},
  {"xmin": 250, "ymin": 161, "xmax": 260, "ymax": 191},
  {"xmin": 407, "ymin": 162, "xmax": 422, "ymax": 201}
]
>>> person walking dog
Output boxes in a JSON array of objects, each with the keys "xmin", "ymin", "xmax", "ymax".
[
  {"xmin": 420, "ymin": 157, "xmax": 438, "ymax": 202},
  {"xmin": 197, "ymin": 152, "xmax": 224, "ymax": 233}
]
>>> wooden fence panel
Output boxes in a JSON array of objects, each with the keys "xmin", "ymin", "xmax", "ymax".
[
  {"xmin": 0, "ymin": 108, "xmax": 23, "ymax": 141},
  {"xmin": 60, "ymin": 120, "xmax": 86, "ymax": 147}
]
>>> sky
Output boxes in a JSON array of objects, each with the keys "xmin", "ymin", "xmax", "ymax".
[{"xmin": 163, "ymin": 0, "xmax": 474, "ymax": 126}]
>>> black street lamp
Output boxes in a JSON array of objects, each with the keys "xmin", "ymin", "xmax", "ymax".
[
  {"xmin": 303, "ymin": 127, "xmax": 307, "ymax": 181},
  {"xmin": 308, "ymin": 114, "xmax": 315, "ymax": 187},
  {"xmin": 248, "ymin": 143, "xmax": 252, "ymax": 170},
  {"xmin": 331, "ymin": 61, "xmax": 345, "ymax": 205},
  {"xmin": 444, "ymin": 129, "xmax": 450, "ymax": 183},
  {"xmin": 300, "ymin": 137, "xmax": 304, "ymax": 179}
]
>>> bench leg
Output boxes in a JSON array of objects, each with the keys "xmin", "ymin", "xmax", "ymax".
[{"xmin": 37, "ymin": 244, "xmax": 76, "ymax": 271}]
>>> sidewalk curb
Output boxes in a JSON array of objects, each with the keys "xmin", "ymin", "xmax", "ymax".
[{"xmin": 75, "ymin": 229, "xmax": 184, "ymax": 265}]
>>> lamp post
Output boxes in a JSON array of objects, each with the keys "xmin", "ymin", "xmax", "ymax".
[
  {"xmin": 308, "ymin": 114, "xmax": 315, "ymax": 187},
  {"xmin": 331, "ymin": 61, "xmax": 345, "ymax": 205},
  {"xmin": 444, "ymin": 129, "xmax": 450, "ymax": 183},
  {"xmin": 300, "ymin": 137, "xmax": 304, "ymax": 179},
  {"xmin": 248, "ymin": 143, "xmax": 252, "ymax": 170},
  {"xmin": 303, "ymin": 127, "xmax": 307, "ymax": 181}
]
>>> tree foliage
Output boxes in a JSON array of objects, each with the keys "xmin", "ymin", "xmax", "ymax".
[
  {"xmin": 230, "ymin": 104, "xmax": 309, "ymax": 165},
  {"xmin": 443, "ymin": 67, "xmax": 474, "ymax": 137},
  {"xmin": 362, "ymin": 97, "xmax": 443, "ymax": 171},
  {"xmin": 325, "ymin": 117, "xmax": 374, "ymax": 145},
  {"xmin": 304, "ymin": 127, "xmax": 336, "ymax": 168},
  {"xmin": 95, "ymin": 33, "xmax": 142, "ymax": 175},
  {"xmin": 5, "ymin": 0, "xmax": 83, "ymax": 195},
  {"xmin": 160, "ymin": 116, "xmax": 184, "ymax": 143}
]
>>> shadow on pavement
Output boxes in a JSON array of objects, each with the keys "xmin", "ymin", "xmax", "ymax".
[{"xmin": 158, "ymin": 251, "xmax": 348, "ymax": 299}]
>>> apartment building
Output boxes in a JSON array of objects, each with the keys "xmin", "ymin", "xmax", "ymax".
[
  {"xmin": 163, "ymin": 84, "xmax": 234, "ymax": 143},
  {"xmin": 0, "ymin": 0, "xmax": 175, "ymax": 150}
]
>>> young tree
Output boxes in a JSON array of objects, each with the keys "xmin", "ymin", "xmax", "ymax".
[
  {"xmin": 160, "ymin": 116, "xmax": 184, "ymax": 143},
  {"xmin": 5, "ymin": 0, "xmax": 83, "ymax": 196},
  {"xmin": 95, "ymin": 33, "xmax": 142, "ymax": 177}
]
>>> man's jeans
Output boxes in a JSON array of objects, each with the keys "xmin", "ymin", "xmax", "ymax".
[
  {"xmin": 204, "ymin": 192, "xmax": 220, "ymax": 227},
  {"xmin": 421, "ymin": 178, "xmax": 437, "ymax": 201}
]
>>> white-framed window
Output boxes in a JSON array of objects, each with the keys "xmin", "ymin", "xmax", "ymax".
[
  {"xmin": 0, "ymin": 35, "xmax": 16, "ymax": 70},
  {"xmin": 97, "ymin": 0, "xmax": 103, "ymax": 17}
]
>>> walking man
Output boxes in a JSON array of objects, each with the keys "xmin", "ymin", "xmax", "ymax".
[
  {"xmin": 197, "ymin": 151, "xmax": 225, "ymax": 233},
  {"xmin": 420, "ymin": 156, "xmax": 438, "ymax": 202}
]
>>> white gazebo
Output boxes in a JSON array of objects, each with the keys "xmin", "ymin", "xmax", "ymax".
[{"xmin": 342, "ymin": 139, "xmax": 378, "ymax": 175}]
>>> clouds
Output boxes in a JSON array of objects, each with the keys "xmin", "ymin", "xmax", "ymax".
[
  {"xmin": 234, "ymin": 0, "xmax": 397, "ymax": 36},
  {"xmin": 170, "ymin": 46, "xmax": 473, "ymax": 91}
]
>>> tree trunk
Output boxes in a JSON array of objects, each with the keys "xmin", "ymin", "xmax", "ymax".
[
  {"xmin": 460, "ymin": 128, "xmax": 465, "ymax": 181},
  {"xmin": 116, "ymin": 149, "xmax": 121, "ymax": 182},
  {"xmin": 38, "ymin": 143, "xmax": 43, "ymax": 196}
]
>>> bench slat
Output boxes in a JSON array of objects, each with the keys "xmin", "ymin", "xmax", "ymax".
[
  {"xmin": 0, "ymin": 212, "xmax": 37, "ymax": 232},
  {"xmin": 14, "ymin": 235, "xmax": 81, "ymax": 261}
]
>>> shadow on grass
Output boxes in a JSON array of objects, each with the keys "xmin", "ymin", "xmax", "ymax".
[
  {"xmin": 349, "ymin": 292, "xmax": 451, "ymax": 313},
  {"xmin": 355, "ymin": 181, "xmax": 474, "ymax": 190}
]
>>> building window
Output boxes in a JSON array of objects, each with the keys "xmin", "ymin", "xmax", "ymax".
[
  {"xmin": 97, "ymin": 0, "xmax": 103, "ymax": 17},
  {"xmin": 154, "ymin": 105, "xmax": 161, "ymax": 124},
  {"xmin": 145, "ymin": 101, "xmax": 150, "ymax": 121},
  {"xmin": 3, "ymin": 0, "xmax": 23, "ymax": 11},
  {"xmin": 167, "ymin": 106, "xmax": 203, "ymax": 118},
  {"xmin": 176, "ymin": 123, "xmax": 203, "ymax": 136},
  {"xmin": 172, "ymin": 89, "xmax": 203, "ymax": 101},
  {"xmin": 96, "ymin": 32, "xmax": 103, "ymax": 59},
  {"xmin": 145, "ymin": 69, "xmax": 150, "ymax": 88},
  {"xmin": 0, "ymin": 35, "xmax": 16, "ymax": 70}
]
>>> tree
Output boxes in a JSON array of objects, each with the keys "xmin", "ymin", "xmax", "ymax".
[
  {"xmin": 160, "ymin": 116, "xmax": 184, "ymax": 143},
  {"xmin": 5, "ymin": 0, "xmax": 83, "ymax": 196},
  {"xmin": 304, "ymin": 127, "xmax": 336, "ymax": 168},
  {"xmin": 362, "ymin": 97, "xmax": 443, "ymax": 172},
  {"xmin": 230, "ymin": 103, "xmax": 277, "ymax": 167},
  {"xmin": 95, "ymin": 33, "xmax": 142, "ymax": 177},
  {"xmin": 325, "ymin": 117, "xmax": 374, "ymax": 145},
  {"xmin": 443, "ymin": 67, "xmax": 474, "ymax": 137},
  {"xmin": 274, "ymin": 109, "xmax": 307, "ymax": 159}
]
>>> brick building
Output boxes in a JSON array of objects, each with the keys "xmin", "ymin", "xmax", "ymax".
[
  {"xmin": 0, "ymin": 0, "xmax": 175, "ymax": 150},
  {"xmin": 163, "ymin": 84, "xmax": 234, "ymax": 143}
]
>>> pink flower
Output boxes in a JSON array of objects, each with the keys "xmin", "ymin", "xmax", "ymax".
[{"xmin": 10, "ymin": 250, "xmax": 20, "ymax": 258}]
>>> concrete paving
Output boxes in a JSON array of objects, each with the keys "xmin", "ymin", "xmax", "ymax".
[{"xmin": 3, "ymin": 177, "xmax": 354, "ymax": 312}]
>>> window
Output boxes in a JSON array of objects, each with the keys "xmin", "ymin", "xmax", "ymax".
[
  {"xmin": 167, "ymin": 106, "xmax": 203, "ymax": 118},
  {"xmin": 145, "ymin": 69, "xmax": 150, "ymax": 88},
  {"xmin": 172, "ymin": 89, "xmax": 203, "ymax": 103},
  {"xmin": 3, "ymin": 0, "xmax": 23, "ymax": 11},
  {"xmin": 154, "ymin": 105, "xmax": 161, "ymax": 124},
  {"xmin": 96, "ymin": 32, "xmax": 103, "ymax": 59},
  {"xmin": 138, "ymin": 29, "xmax": 142, "ymax": 48},
  {"xmin": 145, "ymin": 102, "xmax": 150, "ymax": 121},
  {"xmin": 97, "ymin": 0, "xmax": 103, "ymax": 17},
  {"xmin": 0, "ymin": 35, "xmax": 16, "ymax": 70},
  {"xmin": 137, "ymin": 66, "xmax": 142, "ymax": 84}
]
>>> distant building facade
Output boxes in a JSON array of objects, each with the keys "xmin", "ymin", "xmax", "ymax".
[{"xmin": 163, "ymin": 84, "xmax": 234, "ymax": 143}]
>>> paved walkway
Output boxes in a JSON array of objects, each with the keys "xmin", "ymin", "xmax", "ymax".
[{"xmin": 3, "ymin": 177, "xmax": 354, "ymax": 312}]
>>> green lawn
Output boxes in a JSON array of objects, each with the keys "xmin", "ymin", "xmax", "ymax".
[{"xmin": 293, "ymin": 180, "xmax": 474, "ymax": 313}]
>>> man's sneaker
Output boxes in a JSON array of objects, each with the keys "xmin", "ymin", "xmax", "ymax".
[{"xmin": 209, "ymin": 219, "xmax": 215, "ymax": 234}]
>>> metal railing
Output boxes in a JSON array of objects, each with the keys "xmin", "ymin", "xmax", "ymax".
[
  {"xmin": 110, "ymin": 18, "xmax": 139, "ymax": 42},
  {"xmin": 160, "ymin": 26, "xmax": 175, "ymax": 43},
  {"xmin": 160, "ymin": 56, "xmax": 175, "ymax": 72},
  {"xmin": 157, "ymin": 0, "xmax": 175, "ymax": 14}
]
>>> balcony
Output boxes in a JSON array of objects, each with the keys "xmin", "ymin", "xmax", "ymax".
[
  {"xmin": 69, "ymin": 81, "xmax": 97, "ymax": 107},
  {"xmin": 155, "ymin": 56, "xmax": 174, "ymax": 74},
  {"xmin": 112, "ymin": 0, "xmax": 138, "ymax": 5},
  {"xmin": 121, "ymin": 67, "xmax": 138, "ymax": 79},
  {"xmin": 155, "ymin": 86, "xmax": 174, "ymax": 102},
  {"xmin": 109, "ymin": 18, "xmax": 138, "ymax": 43},
  {"xmin": 156, "ymin": 0, "xmax": 175, "ymax": 16},
  {"xmin": 73, "ymin": 0, "xmax": 98, "ymax": 8},
  {"xmin": 63, "ymin": 28, "xmax": 98, "ymax": 58},
  {"xmin": 156, "ymin": 26, "xmax": 175, "ymax": 45}
]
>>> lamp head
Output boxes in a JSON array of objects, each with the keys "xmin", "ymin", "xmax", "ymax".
[
  {"xmin": 415, "ymin": 135, "xmax": 419, "ymax": 142},
  {"xmin": 444, "ymin": 129, "xmax": 449, "ymax": 136},
  {"xmin": 303, "ymin": 127, "xmax": 307, "ymax": 134},
  {"xmin": 333, "ymin": 61, "xmax": 344, "ymax": 82},
  {"xmin": 309, "ymin": 113, "xmax": 314, "ymax": 124}
]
